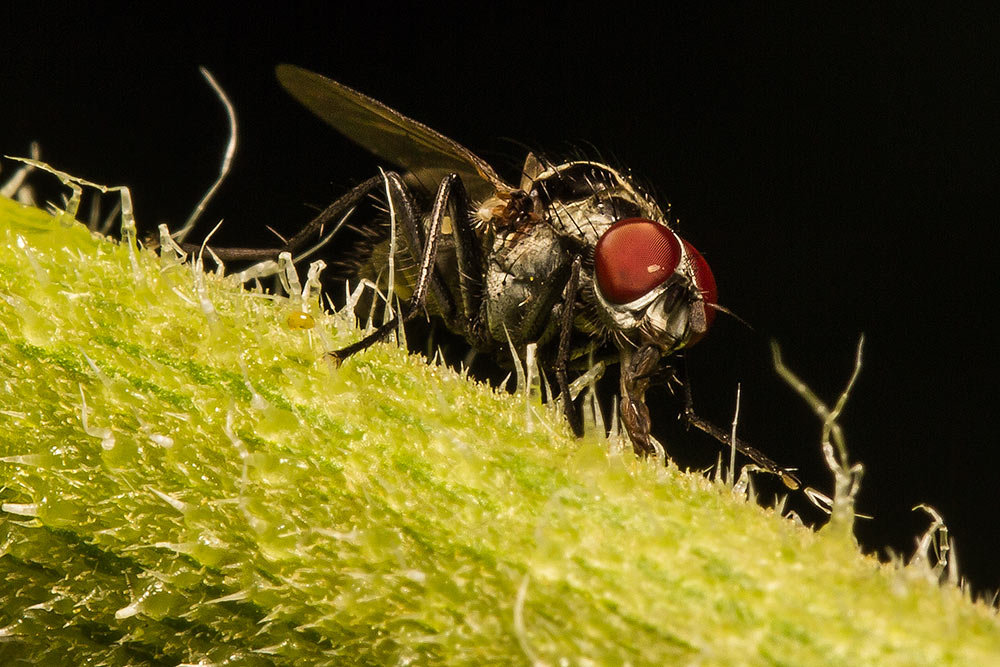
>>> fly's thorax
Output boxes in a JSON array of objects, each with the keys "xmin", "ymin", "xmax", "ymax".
[
  {"xmin": 483, "ymin": 220, "xmax": 571, "ymax": 347},
  {"xmin": 527, "ymin": 160, "xmax": 665, "ymax": 245}
]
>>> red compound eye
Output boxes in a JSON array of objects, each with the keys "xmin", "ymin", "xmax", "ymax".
[
  {"xmin": 681, "ymin": 239, "xmax": 718, "ymax": 340},
  {"xmin": 594, "ymin": 218, "xmax": 682, "ymax": 304}
]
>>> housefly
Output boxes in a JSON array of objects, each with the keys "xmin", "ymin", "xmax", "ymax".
[{"xmin": 196, "ymin": 65, "xmax": 799, "ymax": 489}]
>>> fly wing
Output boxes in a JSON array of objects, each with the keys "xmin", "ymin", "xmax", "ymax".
[{"xmin": 276, "ymin": 64, "xmax": 512, "ymax": 203}]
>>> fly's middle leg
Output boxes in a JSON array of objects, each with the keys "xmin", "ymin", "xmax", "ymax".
[{"xmin": 554, "ymin": 255, "xmax": 584, "ymax": 437}]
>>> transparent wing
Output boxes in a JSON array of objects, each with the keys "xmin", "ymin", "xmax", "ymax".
[{"xmin": 276, "ymin": 64, "xmax": 512, "ymax": 203}]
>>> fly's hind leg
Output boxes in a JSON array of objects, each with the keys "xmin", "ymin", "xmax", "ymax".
[
  {"xmin": 402, "ymin": 170, "xmax": 489, "ymax": 348},
  {"xmin": 329, "ymin": 173, "xmax": 465, "ymax": 363},
  {"xmin": 381, "ymin": 172, "xmax": 457, "ymax": 323},
  {"xmin": 179, "ymin": 174, "xmax": 385, "ymax": 262}
]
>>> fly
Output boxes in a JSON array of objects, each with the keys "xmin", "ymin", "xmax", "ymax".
[{"xmin": 194, "ymin": 65, "xmax": 799, "ymax": 489}]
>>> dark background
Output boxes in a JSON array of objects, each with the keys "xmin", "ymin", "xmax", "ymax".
[{"xmin": 4, "ymin": 5, "xmax": 998, "ymax": 596}]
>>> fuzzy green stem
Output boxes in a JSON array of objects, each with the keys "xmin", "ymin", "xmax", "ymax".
[{"xmin": 1, "ymin": 193, "xmax": 998, "ymax": 665}]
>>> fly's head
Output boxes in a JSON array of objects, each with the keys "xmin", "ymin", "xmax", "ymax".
[
  {"xmin": 517, "ymin": 154, "xmax": 719, "ymax": 356},
  {"xmin": 592, "ymin": 217, "xmax": 718, "ymax": 355}
]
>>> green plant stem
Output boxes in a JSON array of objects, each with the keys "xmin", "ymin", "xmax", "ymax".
[{"xmin": 1, "ymin": 194, "xmax": 998, "ymax": 665}]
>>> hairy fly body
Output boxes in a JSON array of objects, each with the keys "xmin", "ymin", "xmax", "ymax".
[{"xmin": 194, "ymin": 65, "xmax": 799, "ymax": 489}]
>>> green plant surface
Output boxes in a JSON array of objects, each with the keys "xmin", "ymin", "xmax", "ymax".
[{"xmin": 1, "ymin": 191, "xmax": 998, "ymax": 666}]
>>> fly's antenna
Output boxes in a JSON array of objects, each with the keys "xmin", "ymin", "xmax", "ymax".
[
  {"xmin": 172, "ymin": 67, "xmax": 238, "ymax": 243},
  {"xmin": 706, "ymin": 302, "xmax": 754, "ymax": 333}
]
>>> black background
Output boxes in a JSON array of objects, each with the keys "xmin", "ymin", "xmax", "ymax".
[{"xmin": 4, "ymin": 5, "xmax": 998, "ymax": 596}]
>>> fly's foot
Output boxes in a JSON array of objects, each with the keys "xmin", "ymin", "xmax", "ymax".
[
  {"xmin": 619, "ymin": 345, "xmax": 663, "ymax": 458},
  {"xmin": 621, "ymin": 394, "xmax": 656, "ymax": 457}
]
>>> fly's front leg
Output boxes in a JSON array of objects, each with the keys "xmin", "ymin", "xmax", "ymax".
[
  {"xmin": 554, "ymin": 255, "xmax": 584, "ymax": 437},
  {"xmin": 620, "ymin": 344, "xmax": 663, "ymax": 457},
  {"xmin": 678, "ymin": 357, "xmax": 801, "ymax": 489},
  {"xmin": 179, "ymin": 174, "xmax": 384, "ymax": 261},
  {"xmin": 330, "ymin": 173, "xmax": 460, "ymax": 363}
]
